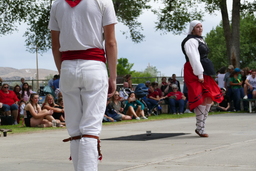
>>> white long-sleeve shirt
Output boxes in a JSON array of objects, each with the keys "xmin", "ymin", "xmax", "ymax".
[{"xmin": 184, "ymin": 38, "xmax": 204, "ymax": 79}]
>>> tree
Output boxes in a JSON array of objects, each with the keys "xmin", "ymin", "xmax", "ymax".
[
  {"xmin": 153, "ymin": 0, "xmax": 255, "ymax": 67},
  {"xmin": 144, "ymin": 64, "xmax": 158, "ymax": 76},
  {"xmin": 0, "ymin": 0, "xmax": 151, "ymax": 54},
  {"xmin": 205, "ymin": 12, "xmax": 256, "ymax": 70},
  {"xmin": 117, "ymin": 58, "xmax": 135, "ymax": 76}
]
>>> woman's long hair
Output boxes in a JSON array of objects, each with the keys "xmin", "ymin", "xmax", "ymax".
[
  {"xmin": 29, "ymin": 93, "xmax": 39, "ymax": 106},
  {"xmin": 43, "ymin": 94, "xmax": 55, "ymax": 108},
  {"xmin": 21, "ymin": 82, "xmax": 30, "ymax": 98}
]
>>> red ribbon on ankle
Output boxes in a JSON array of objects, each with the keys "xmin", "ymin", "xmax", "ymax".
[{"xmin": 65, "ymin": 0, "xmax": 82, "ymax": 8}]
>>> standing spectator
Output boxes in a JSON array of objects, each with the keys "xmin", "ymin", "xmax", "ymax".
[
  {"xmin": 49, "ymin": 0, "xmax": 117, "ymax": 170},
  {"xmin": 52, "ymin": 75, "xmax": 60, "ymax": 91},
  {"xmin": 48, "ymin": 74, "xmax": 58, "ymax": 90},
  {"xmin": 242, "ymin": 67, "xmax": 251, "ymax": 99},
  {"xmin": 170, "ymin": 74, "xmax": 181, "ymax": 91},
  {"xmin": 160, "ymin": 77, "xmax": 168, "ymax": 94},
  {"xmin": 244, "ymin": 69, "xmax": 256, "ymax": 99},
  {"xmin": 0, "ymin": 83, "xmax": 19, "ymax": 124},
  {"xmin": 181, "ymin": 20, "xmax": 223, "ymax": 137},
  {"xmin": 230, "ymin": 68, "xmax": 244, "ymax": 111},
  {"xmin": 124, "ymin": 74, "xmax": 133, "ymax": 90},
  {"xmin": 217, "ymin": 88, "xmax": 231, "ymax": 111},
  {"xmin": 216, "ymin": 67, "xmax": 226, "ymax": 88},
  {"xmin": 20, "ymin": 78, "xmax": 25, "ymax": 88},
  {"xmin": 183, "ymin": 81, "xmax": 192, "ymax": 113},
  {"xmin": 224, "ymin": 65, "xmax": 234, "ymax": 99}
]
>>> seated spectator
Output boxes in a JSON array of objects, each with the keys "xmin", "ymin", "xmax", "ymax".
[
  {"xmin": 217, "ymin": 88, "xmax": 231, "ymax": 112},
  {"xmin": 164, "ymin": 78, "xmax": 176, "ymax": 95},
  {"xmin": 142, "ymin": 85, "xmax": 160, "ymax": 113},
  {"xmin": 13, "ymin": 85, "xmax": 21, "ymax": 100},
  {"xmin": 24, "ymin": 93, "xmax": 54, "ymax": 127},
  {"xmin": 145, "ymin": 80, "xmax": 151, "ymax": 87},
  {"xmin": 20, "ymin": 82, "xmax": 33, "ymax": 103},
  {"xmin": 0, "ymin": 83, "xmax": 19, "ymax": 124},
  {"xmin": 162, "ymin": 84, "xmax": 186, "ymax": 114},
  {"xmin": 152, "ymin": 82, "xmax": 163, "ymax": 97},
  {"xmin": 109, "ymin": 91, "xmax": 124, "ymax": 113},
  {"xmin": 19, "ymin": 99, "xmax": 26, "ymax": 126},
  {"xmin": 119, "ymin": 82, "xmax": 132, "ymax": 101},
  {"xmin": 123, "ymin": 92, "xmax": 148, "ymax": 120},
  {"xmin": 41, "ymin": 94, "xmax": 65, "ymax": 122},
  {"xmin": 230, "ymin": 68, "xmax": 244, "ymax": 111},
  {"xmin": 244, "ymin": 69, "xmax": 256, "ymax": 99},
  {"xmin": 103, "ymin": 98, "xmax": 132, "ymax": 122}
]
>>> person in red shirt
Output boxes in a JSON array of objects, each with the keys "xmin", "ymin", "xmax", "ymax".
[
  {"xmin": 142, "ymin": 85, "xmax": 160, "ymax": 113},
  {"xmin": 162, "ymin": 84, "xmax": 186, "ymax": 114},
  {"xmin": 0, "ymin": 83, "xmax": 19, "ymax": 124}
]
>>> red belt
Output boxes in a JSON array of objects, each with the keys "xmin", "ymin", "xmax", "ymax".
[{"xmin": 63, "ymin": 134, "xmax": 102, "ymax": 160}]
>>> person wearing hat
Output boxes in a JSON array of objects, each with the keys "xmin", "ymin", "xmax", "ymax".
[
  {"xmin": 230, "ymin": 68, "xmax": 244, "ymax": 111},
  {"xmin": 217, "ymin": 88, "xmax": 231, "ymax": 111},
  {"xmin": 181, "ymin": 20, "xmax": 223, "ymax": 137}
]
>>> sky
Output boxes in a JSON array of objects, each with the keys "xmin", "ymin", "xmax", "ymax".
[{"xmin": 0, "ymin": 1, "xmax": 234, "ymax": 77}]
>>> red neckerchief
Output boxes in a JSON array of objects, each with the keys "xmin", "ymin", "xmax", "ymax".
[{"xmin": 65, "ymin": 0, "xmax": 82, "ymax": 8}]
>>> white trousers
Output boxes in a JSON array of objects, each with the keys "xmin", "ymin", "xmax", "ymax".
[{"xmin": 60, "ymin": 60, "xmax": 108, "ymax": 171}]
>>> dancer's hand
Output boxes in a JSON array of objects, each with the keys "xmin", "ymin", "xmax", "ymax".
[{"xmin": 198, "ymin": 78, "xmax": 204, "ymax": 83}]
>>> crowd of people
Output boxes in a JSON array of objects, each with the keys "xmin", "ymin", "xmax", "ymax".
[
  {"xmin": 0, "ymin": 78, "xmax": 65, "ymax": 127},
  {"xmin": 0, "ymin": 65, "xmax": 255, "ymax": 125}
]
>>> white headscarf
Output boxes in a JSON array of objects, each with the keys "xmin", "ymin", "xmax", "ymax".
[{"xmin": 188, "ymin": 20, "xmax": 201, "ymax": 35}]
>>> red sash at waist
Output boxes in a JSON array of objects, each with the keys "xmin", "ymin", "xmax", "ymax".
[{"xmin": 61, "ymin": 48, "xmax": 106, "ymax": 63}]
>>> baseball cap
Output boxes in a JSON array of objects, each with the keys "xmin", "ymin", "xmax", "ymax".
[{"xmin": 234, "ymin": 68, "xmax": 241, "ymax": 72}]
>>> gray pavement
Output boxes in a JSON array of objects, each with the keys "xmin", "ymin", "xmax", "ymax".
[{"xmin": 1, "ymin": 113, "xmax": 256, "ymax": 171}]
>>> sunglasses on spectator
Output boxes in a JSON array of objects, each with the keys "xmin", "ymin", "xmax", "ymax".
[
  {"xmin": 3, "ymin": 87, "xmax": 8, "ymax": 89},
  {"xmin": 114, "ymin": 94, "xmax": 119, "ymax": 96}
]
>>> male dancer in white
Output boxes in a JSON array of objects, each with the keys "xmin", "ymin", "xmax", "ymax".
[{"xmin": 48, "ymin": 0, "xmax": 117, "ymax": 170}]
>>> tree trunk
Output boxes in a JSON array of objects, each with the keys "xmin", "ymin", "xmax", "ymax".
[
  {"xmin": 231, "ymin": 0, "xmax": 241, "ymax": 68},
  {"xmin": 219, "ymin": 0, "xmax": 231, "ymax": 65}
]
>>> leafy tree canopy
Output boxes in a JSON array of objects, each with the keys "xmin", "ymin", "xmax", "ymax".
[{"xmin": 205, "ymin": 12, "xmax": 256, "ymax": 70}]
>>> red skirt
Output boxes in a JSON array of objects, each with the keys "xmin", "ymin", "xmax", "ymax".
[{"xmin": 184, "ymin": 62, "xmax": 223, "ymax": 110}]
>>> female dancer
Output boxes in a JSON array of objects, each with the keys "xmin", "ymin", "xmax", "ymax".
[
  {"xmin": 24, "ymin": 93, "xmax": 54, "ymax": 127},
  {"xmin": 181, "ymin": 20, "xmax": 223, "ymax": 137}
]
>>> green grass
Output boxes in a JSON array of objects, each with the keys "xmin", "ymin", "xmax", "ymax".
[{"xmin": 0, "ymin": 111, "xmax": 230, "ymax": 135}]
